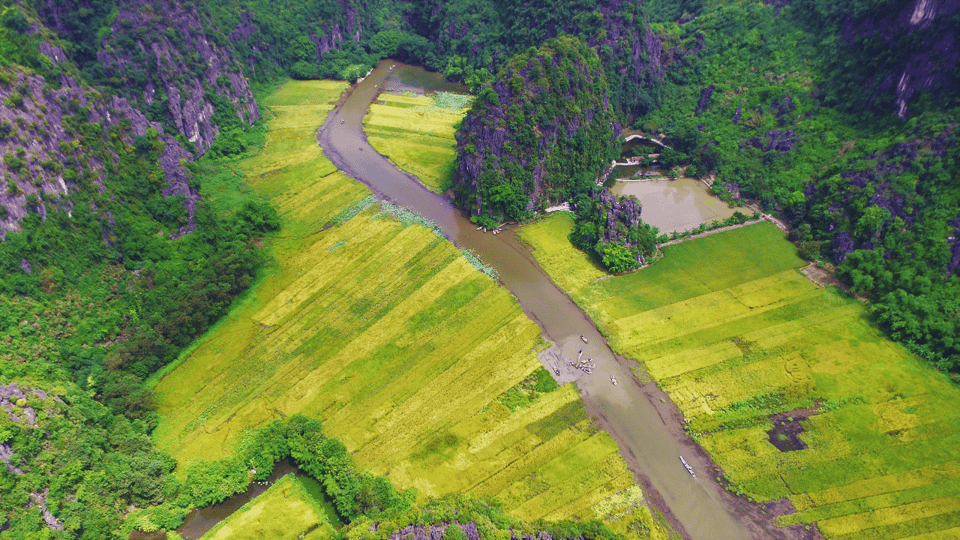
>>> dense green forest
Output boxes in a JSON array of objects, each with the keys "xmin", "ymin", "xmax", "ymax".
[{"xmin": 1, "ymin": 0, "xmax": 959, "ymax": 536}]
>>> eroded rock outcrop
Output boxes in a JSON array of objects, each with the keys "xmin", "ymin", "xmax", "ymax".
[
  {"xmin": 92, "ymin": 0, "xmax": 259, "ymax": 154},
  {"xmin": 0, "ymin": 64, "xmax": 196, "ymax": 237},
  {"xmin": 453, "ymin": 36, "xmax": 620, "ymax": 223}
]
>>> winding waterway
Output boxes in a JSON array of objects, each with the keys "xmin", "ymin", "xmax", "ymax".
[{"xmin": 318, "ymin": 61, "xmax": 762, "ymax": 540}]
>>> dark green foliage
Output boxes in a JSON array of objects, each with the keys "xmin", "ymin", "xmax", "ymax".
[
  {"xmin": 317, "ymin": 41, "xmax": 376, "ymax": 82},
  {"xmin": 497, "ymin": 367, "xmax": 559, "ymax": 411},
  {"xmin": 0, "ymin": 381, "xmax": 178, "ymax": 537},
  {"xmin": 1, "ymin": 9, "xmax": 28, "ymax": 34},
  {"xmin": 0, "ymin": 4, "xmax": 51, "ymax": 71},
  {"xmin": 446, "ymin": 525, "xmax": 468, "ymax": 540},
  {"xmin": 453, "ymin": 37, "xmax": 620, "ymax": 223},
  {"xmin": 647, "ymin": 0, "xmax": 706, "ymax": 23},
  {"xmin": 570, "ymin": 192, "xmax": 659, "ymax": 273}
]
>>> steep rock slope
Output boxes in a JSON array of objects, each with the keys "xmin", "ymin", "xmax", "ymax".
[
  {"xmin": 453, "ymin": 36, "xmax": 620, "ymax": 223},
  {"xmin": 422, "ymin": 0, "xmax": 662, "ymax": 116},
  {"xmin": 796, "ymin": 0, "xmax": 960, "ymax": 118},
  {"xmin": 0, "ymin": 54, "xmax": 194, "ymax": 238},
  {"xmin": 36, "ymin": 0, "xmax": 259, "ymax": 155}
]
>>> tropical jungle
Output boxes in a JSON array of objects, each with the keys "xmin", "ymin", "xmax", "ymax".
[{"xmin": 0, "ymin": 0, "xmax": 957, "ymax": 539}]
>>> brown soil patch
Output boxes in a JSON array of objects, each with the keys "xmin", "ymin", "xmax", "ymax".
[{"xmin": 767, "ymin": 408, "xmax": 817, "ymax": 452}]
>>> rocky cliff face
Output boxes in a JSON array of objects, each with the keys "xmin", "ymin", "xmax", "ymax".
[
  {"xmin": 425, "ymin": 0, "xmax": 661, "ymax": 117},
  {"xmin": 227, "ymin": 0, "xmax": 364, "ymax": 79},
  {"xmin": 91, "ymin": 0, "xmax": 259, "ymax": 154},
  {"xmin": 454, "ymin": 37, "xmax": 620, "ymax": 222},
  {"xmin": 384, "ymin": 522, "xmax": 592, "ymax": 540},
  {"xmin": 0, "ymin": 55, "xmax": 193, "ymax": 237},
  {"xmin": 803, "ymin": 125, "xmax": 959, "ymax": 272},
  {"xmin": 839, "ymin": 0, "xmax": 959, "ymax": 119},
  {"xmin": 0, "ymin": 0, "xmax": 266, "ymax": 236}
]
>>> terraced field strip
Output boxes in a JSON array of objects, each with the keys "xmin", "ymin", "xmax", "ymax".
[
  {"xmin": 152, "ymin": 81, "xmax": 665, "ymax": 539},
  {"xmin": 363, "ymin": 92, "xmax": 470, "ymax": 193},
  {"xmin": 200, "ymin": 474, "xmax": 339, "ymax": 540},
  {"xmin": 520, "ymin": 214, "xmax": 960, "ymax": 539}
]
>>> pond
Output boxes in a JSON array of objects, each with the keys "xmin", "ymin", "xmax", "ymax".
[{"xmin": 611, "ymin": 176, "xmax": 738, "ymax": 234}]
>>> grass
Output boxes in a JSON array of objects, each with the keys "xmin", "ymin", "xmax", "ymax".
[
  {"xmin": 200, "ymin": 474, "xmax": 340, "ymax": 540},
  {"xmin": 151, "ymin": 80, "xmax": 666, "ymax": 540},
  {"xmin": 363, "ymin": 92, "xmax": 470, "ymax": 193},
  {"xmin": 519, "ymin": 214, "xmax": 960, "ymax": 539}
]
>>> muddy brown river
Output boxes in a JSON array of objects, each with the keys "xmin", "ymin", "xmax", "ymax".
[{"xmin": 317, "ymin": 61, "xmax": 762, "ymax": 540}]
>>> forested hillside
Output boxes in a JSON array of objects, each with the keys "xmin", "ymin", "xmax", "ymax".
[
  {"xmin": 453, "ymin": 37, "xmax": 620, "ymax": 223},
  {"xmin": 1, "ymin": 0, "xmax": 959, "ymax": 536},
  {"xmin": 636, "ymin": 0, "xmax": 959, "ymax": 374}
]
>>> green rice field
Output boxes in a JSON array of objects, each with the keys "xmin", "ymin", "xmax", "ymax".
[
  {"xmin": 363, "ymin": 92, "xmax": 470, "ymax": 193},
  {"xmin": 520, "ymin": 214, "xmax": 960, "ymax": 539},
  {"xmin": 151, "ymin": 81, "xmax": 665, "ymax": 539},
  {"xmin": 200, "ymin": 474, "xmax": 340, "ymax": 540}
]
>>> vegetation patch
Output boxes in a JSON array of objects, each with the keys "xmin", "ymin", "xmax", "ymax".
[
  {"xmin": 521, "ymin": 215, "xmax": 960, "ymax": 540},
  {"xmin": 496, "ymin": 367, "xmax": 560, "ymax": 412}
]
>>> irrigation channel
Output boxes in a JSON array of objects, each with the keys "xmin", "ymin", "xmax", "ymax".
[{"xmin": 315, "ymin": 60, "xmax": 767, "ymax": 540}]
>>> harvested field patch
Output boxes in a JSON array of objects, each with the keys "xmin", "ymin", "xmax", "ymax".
[
  {"xmin": 767, "ymin": 409, "xmax": 816, "ymax": 452},
  {"xmin": 520, "ymin": 213, "xmax": 960, "ymax": 540}
]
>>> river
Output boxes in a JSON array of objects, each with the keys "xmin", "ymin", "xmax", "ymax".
[{"xmin": 317, "ymin": 60, "xmax": 764, "ymax": 540}]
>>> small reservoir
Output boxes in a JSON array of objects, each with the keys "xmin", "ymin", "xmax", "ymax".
[{"xmin": 611, "ymin": 176, "xmax": 738, "ymax": 233}]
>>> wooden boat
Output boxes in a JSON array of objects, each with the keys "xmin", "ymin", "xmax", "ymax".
[
  {"xmin": 679, "ymin": 456, "xmax": 696, "ymax": 478},
  {"xmin": 581, "ymin": 334, "xmax": 588, "ymax": 343},
  {"xmin": 611, "ymin": 375, "xmax": 617, "ymax": 385}
]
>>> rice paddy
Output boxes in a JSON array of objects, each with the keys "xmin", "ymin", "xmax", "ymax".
[
  {"xmin": 363, "ymin": 92, "xmax": 470, "ymax": 193},
  {"xmin": 151, "ymin": 81, "xmax": 665, "ymax": 539},
  {"xmin": 519, "ymin": 214, "xmax": 960, "ymax": 539}
]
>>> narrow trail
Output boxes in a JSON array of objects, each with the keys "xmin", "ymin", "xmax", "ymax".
[{"xmin": 317, "ymin": 60, "xmax": 801, "ymax": 540}]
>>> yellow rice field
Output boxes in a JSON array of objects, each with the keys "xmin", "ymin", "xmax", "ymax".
[
  {"xmin": 151, "ymin": 81, "xmax": 664, "ymax": 539},
  {"xmin": 520, "ymin": 213, "xmax": 960, "ymax": 539},
  {"xmin": 363, "ymin": 92, "xmax": 469, "ymax": 193}
]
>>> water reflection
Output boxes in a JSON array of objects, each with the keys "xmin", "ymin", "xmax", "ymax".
[{"xmin": 611, "ymin": 176, "xmax": 737, "ymax": 233}]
